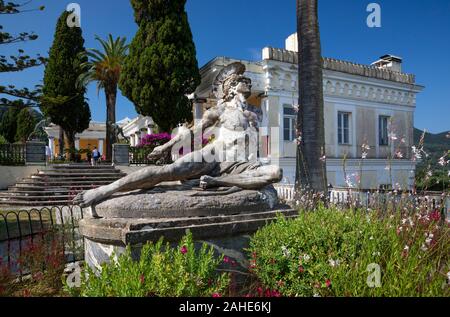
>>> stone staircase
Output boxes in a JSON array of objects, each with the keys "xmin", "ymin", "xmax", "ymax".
[{"xmin": 0, "ymin": 164, "xmax": 126, "ymax": 207}]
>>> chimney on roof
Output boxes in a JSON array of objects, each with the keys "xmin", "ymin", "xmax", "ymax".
[
  {"xmin": 285, "ymin": 33, "xmax": 298, "ymax": 52},
  {"xmin": 371, "ymin": 54, "xmax": 403, "ymax": 72}
]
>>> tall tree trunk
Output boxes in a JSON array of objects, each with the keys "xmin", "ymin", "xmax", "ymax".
[
  {"xmin": 66, "ymin": 131, "xmax": 76, "ymax": 161},
  {"xmin": 105, "ymin": 85, "xmax": 117, "ymax": 162},
  {"xmin": 58, "ymin": 127, "xmax": 65, "ymax": 159},
  {"xmin": 295, "ymin": 0, "xmax": 328, "ymax": 193}
]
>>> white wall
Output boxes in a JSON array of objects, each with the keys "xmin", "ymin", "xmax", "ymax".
[{"xmin": 0, "ymin": 166, "xmax": 44, "ymax": 190}]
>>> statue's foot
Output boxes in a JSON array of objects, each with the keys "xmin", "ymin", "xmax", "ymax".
[
  {"xmin": 199, "ymin": 175, "xmax": 216, "ymax": 190},
  {"xmin": 73, "ymin": 188, "xmax": 106, "ymax": 208}
]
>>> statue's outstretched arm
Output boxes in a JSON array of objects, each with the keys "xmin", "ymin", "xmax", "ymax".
[{"xmin": 148, "ymin": 105, "xmax": 223, "ymax": 160}]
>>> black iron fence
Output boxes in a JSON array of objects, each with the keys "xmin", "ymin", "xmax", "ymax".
[
  {"xmin": 0, "ymin": 206, "xmax": 84, "ymax": 276},
  {"xmin": 129, "ymin": 146, "xmax": 153, "ymax": 165},
  {"xmin": 0, "ymin": 144, "xmax": 26, "ymax": 166}
]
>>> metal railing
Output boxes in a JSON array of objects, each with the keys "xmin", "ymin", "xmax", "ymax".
[
  {"xmin": 0, "ymin": 144, "xmax": 26, "ymax": 166},
  {"xmin": 274, "ymin": 183, "xmax": 449, "ymax": 215},
  {"xmin": 0, "ymin": 206, "xmax": 84, "ymax": 275},
  {"xmin": 129, "ymin": 146, "xmax": 153, "ymax": 165}
]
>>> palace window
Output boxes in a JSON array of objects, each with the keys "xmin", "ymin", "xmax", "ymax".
[
  {"xmin": 283, "ymin": 105, "xmax": 297, "ymax": 142},
  {"xmin": 337, "ymin": 112, "xmax": 351, "ymax": 145},
  {"xmin": 379, "ymin": 116, "xmax": 390, "ymax": 146}
]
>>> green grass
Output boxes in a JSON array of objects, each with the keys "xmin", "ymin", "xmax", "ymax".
[{"xmin": 0, "ymin": 209, "xmax": 56, "ymax": 241}]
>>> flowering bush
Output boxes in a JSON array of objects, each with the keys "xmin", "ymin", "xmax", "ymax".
[
  {"xmin": 0, "ymin": 231, "xmax": 66, "ymax": 297},
  {"xmin": 249, "ymin": 206, "xmax": 449, "ymax": 297},
  {"xmin": 66, "ymin": 231, "xmax": 230, "ymax": 297},
  {"xmin": 137, "ymin": 133, "xmax": 172, "ymax": 148}
]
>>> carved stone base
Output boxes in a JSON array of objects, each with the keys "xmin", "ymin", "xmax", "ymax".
[
  {"xmin": 88, "ymin": 185, "xmax": 281, "ymax": 219},
  {"xmin": 79, "ymin": 207, "xmax": 297, "ymax": 273}
]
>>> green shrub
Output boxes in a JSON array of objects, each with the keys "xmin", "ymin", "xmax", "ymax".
[
  {"xmin": 66, "ymin": 231, "xmax": 230, "ymax": 297},
  {"xmin": 249, "ymin": 207, "xmax": 449, "ymax": 297}
]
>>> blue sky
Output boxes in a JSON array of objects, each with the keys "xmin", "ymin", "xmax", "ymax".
[{"xmin": 1, "ymin": 0, "xmax": 449, "ymax": 133}]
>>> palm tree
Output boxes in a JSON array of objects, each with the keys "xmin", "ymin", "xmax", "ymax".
[
  {"xmin": 78, "ymin": 34, "xmax": 128, "ymax": 162},
  {"xmin": 295, "ymin": 0, "xmax": 328, "ymax": 193}
]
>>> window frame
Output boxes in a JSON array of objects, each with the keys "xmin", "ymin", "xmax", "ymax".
[
  {"xmin": 337, "ymin": 111, "xmax": 351, "ymax": 145},
  {"xmin": 283, "ymin": 105, "xmax": 297, "ymax": 142},
  {"xmin": 379, "ymin": 115, "xmax": 390, "ymax": 146}
]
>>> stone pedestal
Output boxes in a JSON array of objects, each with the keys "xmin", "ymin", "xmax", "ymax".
[{"xmin": 78, "ymin": 185, "xmax": 296, "ymax": 275}]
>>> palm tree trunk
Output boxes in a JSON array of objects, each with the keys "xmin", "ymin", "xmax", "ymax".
[
  {"xmin": 295, "ymin": 0, "xmax": 328, "ymax": 193},
  {"xmin": 105, "ymin": 85, "xmax": 117, "ymax": 162}
]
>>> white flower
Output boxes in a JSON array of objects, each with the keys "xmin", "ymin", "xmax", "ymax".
[
  {"xmin": 369, "ymin": 236, "xmax": 374, "ymax": 240},
  {"xmin": 400, "ymin": 137, "xmax": 406, "ymax": 144},
  {"xmin": 389, "ymin": 133, "xmax": 398, "ymax": 141},
  {"xmin": 320, "ymin": 155, "xmax": 327, "ymax": 162},
  {"xmin": 438, "ymin": 155, "xmax": 448, "ymax": 167},
  {"xmin": 281, "ymin": 246, "xmax": 291, "ymax": 258},
  {"xmin": 404, "ymin": 245, "xmax": 409, "ymax": 252},
  {"xmin": 299, "ymin": 254, "xmax": 311, "ymax": 262},
  {"xmin": 328, "ymin": 259, "xmax": 340, "ymax": 267},
  {"xmin": 421, "ymin": 244, "xmax": 428, "ymax": 252},
  {"xmin": 395, "ymin": 151, "xmax": 404, "ymax": 159},
  {"xmin": 313, "ymin": 293, "xmax": 321, "ymax": 297},
  {"xmin": 372, "ymin": 251, "xmax": 381, "ymax": 257}
]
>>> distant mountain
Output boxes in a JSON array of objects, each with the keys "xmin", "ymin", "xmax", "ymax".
[
  {"xmin": 414, "ymin": 128, "xmax": 449, "ymax": 158},
  {"xmin": 414, "ymin": 128, "xmax": 449, "ymax": 191},
  {"xmin": 414, "ymin": 128, "xmax": 450, "ymax": 147}
]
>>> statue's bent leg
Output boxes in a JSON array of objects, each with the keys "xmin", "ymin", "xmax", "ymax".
[
  {"xmin": 74, "ymin": 149, "xmax": 218, "ymax": 207},
  {"xmin": 200, "ymin": 165, "xmax": 283, "ymax": 190}
]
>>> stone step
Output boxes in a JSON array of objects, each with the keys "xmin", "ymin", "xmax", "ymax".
[
  {"xmin": 11, "ymin": 184, "xmax": 99, "ymax": 190},
  {"xmin": 30, "ymin": 175, "xmax": 124, "ymax": 181},
  {"xmin": 0, "ymin": 194, "xmax": 72, "ymax": 201},
  {"xmin": 38, "ymin": 169, "xmax": 121, "ymax": 175},
  {"xmin": 0, "ymin": 200, "xmax": 74, "ymax": 207},
  {"xmin": 17, "ymin": 180, "xmax": 115, "ymax": 186},
  {"xmin": 35, "ymin": 172, "xmax": 125, "ymax": 177},
  {"xmin": 48, "ymin": 165, "xmax": 116, "ymax": 170},
  {"xmin": 6, "ymin": 189, "xmax": 71, "ymax": 195}
]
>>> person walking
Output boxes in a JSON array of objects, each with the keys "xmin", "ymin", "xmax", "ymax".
[{"xmin": 92, "ymin": 147, "xmax": 101, "ymax": 166}]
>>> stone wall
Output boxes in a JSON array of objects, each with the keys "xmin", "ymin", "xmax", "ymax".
[
  {"xmin": 0, "ymin": 166, "xmax": 43, "ymax": 190},
  {"xmin": 262, "ymin": 47, "xmax": 416, "ymax": 85}
]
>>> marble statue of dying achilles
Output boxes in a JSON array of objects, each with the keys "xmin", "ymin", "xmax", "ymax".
[{"xmin": 74, "ymin": 62, "xmax": 283, "ymax": 208}]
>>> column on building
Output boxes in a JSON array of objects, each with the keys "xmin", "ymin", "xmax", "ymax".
[
  {"xmin": 75, "ymin": 137, "xmax": 80, "ymax": 150},
  {"xmin": 48, "ymin": 137, "xmax": 55, "ymax": 158},
  {"xmin": 98, "ymin": 139, "xmax": 104, "ymax": 157},
  {"xmin": 140, "ymin": 128, "xmax": 148, "ymax": 139},
  {"xmin": 135, "ymin": 131, "xmax": 141, "ymax": 146}
]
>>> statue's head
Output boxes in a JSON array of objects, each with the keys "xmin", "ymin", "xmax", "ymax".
[{"xmin": 213, "ymin": 62, "xmax": 252, "ymax": 101}]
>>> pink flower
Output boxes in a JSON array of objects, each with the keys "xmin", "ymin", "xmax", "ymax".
[
  {"xmin": 271, "ymin": 290, "xmax": 282, "ymax": 297},
  {"xmin": 212, "ymin": 293, "xmax": 222, "ymax": 298},
  {"xmin": 140, "ymin": 274, "xmax": 145, "ymax": 285},
  {"xmin": 223, "ymin": 256, "xmax": 230, "ymax": 263},
  {"xmin": 430, "ymin": 210, "xmax": 441, "ymax": 222},
  {"xmin": 325, "ymin": 279, "xmax": 332, "ymax": 288},
  {"xmin": 180, "ymin": 246, "xmax": 188, "ymax": 255},
  {"xmin": 257, "ymin": 287, "xmax": 263, "ymax": 297},
  {"xmin": 298, "ymin": 265, "xmax": 305, "ymax": 273}
]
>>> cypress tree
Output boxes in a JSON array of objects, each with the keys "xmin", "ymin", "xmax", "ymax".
[
  {"xmin": 15, "ymin": 107, "xmax": 40, "ymax": 143},
  {"xmin": 0, "ymin": 100, "xmax": 25, "ymax": 143},
  {"xmin": 119, "ymin": 0, "xmax": 201, "ymax": 132},
  {"xmin": 41, "ymin": 10, "xmax": 91, "ymax": 154}
]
